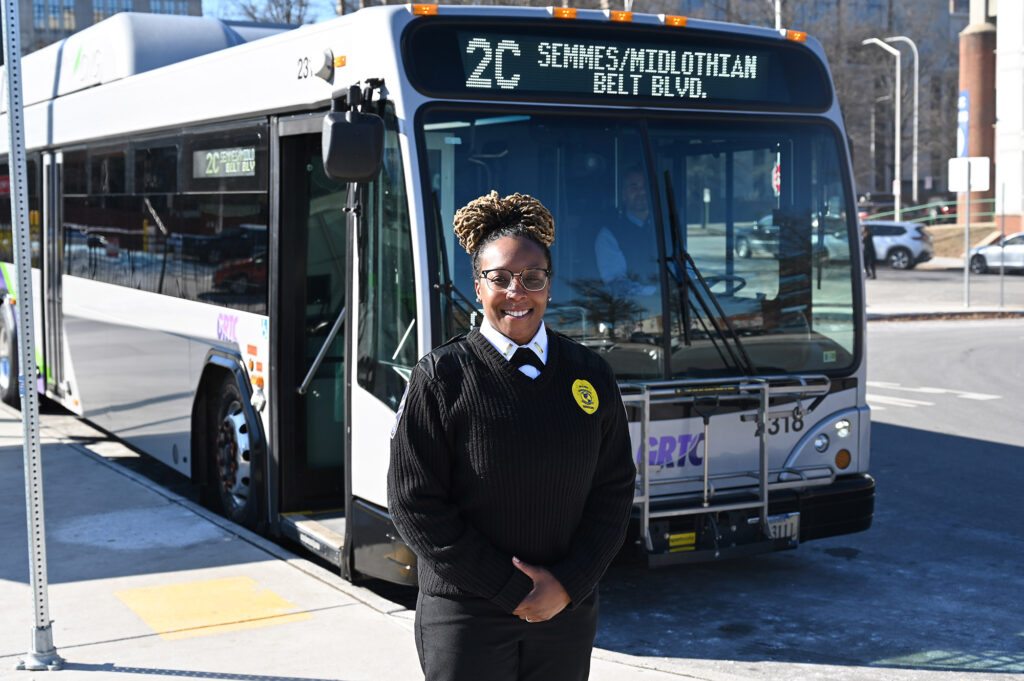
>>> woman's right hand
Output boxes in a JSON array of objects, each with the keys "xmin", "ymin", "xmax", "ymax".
[{"xmin": 511, "ymin": 557, "xmax": 570, "ymax": 623}]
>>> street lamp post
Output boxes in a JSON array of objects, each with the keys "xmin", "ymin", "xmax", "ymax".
[
  {"xmin": 885, "ymin": 36, "xmax": 919, "ymax": 205},
  {"xmin": 862, "ymin": 38, "xmax": 902, "ymax": 221},
  {"xmin": 870, "ymin": 95, "xmax": 891, "ymax": 192}
]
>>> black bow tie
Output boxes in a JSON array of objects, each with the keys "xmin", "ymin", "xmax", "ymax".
[{"xmin": 510, "ymin": 347, "xmax": 544, "ymax": 371}]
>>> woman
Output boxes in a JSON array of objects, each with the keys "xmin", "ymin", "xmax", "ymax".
[{"xmin": 388, "ymin": 190, "xmax": 636, "ymax": 681}]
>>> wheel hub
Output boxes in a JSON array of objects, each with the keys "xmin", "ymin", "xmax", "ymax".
[{"xmin": 215, "ymin": 402, "xmax": 252, "ymax": 512}]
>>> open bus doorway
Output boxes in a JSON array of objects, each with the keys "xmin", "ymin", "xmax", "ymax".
[{"xmin": 276, "ymin": 126, "xmax": 349, "ymax": 563}]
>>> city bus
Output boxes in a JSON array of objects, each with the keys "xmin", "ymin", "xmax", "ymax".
[{"xmin": 0, "ymin": 5, "xmax": 874, "ymax": 584}]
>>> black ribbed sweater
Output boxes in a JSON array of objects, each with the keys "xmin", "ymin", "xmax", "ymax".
[{"xmin": 387, "ymin": 327, "xmax": 636, "ymax": 613}]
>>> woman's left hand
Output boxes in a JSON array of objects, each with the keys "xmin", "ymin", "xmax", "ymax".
[{"xmin": 511, "ymin": 557, "xmax": 571, "ymax": 623}]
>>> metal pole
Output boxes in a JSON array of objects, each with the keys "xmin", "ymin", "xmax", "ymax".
[
  {"xmin": 999, "ymin": 182, "xmax": 1005, "ymax": 308},
  {"xmin": 871, "ymin": 95, "xmax": 891, "ymax": 194},
  {"xmin": 885, "ymin": 37, "xmax": 919, "ymax": 204},
  {"xmin": 964, "ymin": 163, "xmax": 971, "ymax": 308},
  {"xmin": 3, "ymin": 0, "xmax": 63, "ymax": 670},
  {"xmin": 862, "ymin": 39, "xmax": 902, "ymax": 220}
]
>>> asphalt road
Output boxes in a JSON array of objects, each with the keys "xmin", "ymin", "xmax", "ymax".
[{"xmin": 594, "ymin": 318, "xmax": 1024, "ymax": 679}]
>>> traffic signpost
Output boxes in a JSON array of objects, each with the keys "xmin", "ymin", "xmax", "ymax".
[
  {"xmin": 948, "ymin": 156, "xmax": 990, "ymax": 308},
  {"xmin": 3, "ymin": 0, "xmax": 63, "ymax": 670}
]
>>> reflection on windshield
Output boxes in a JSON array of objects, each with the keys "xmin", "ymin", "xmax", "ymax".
[{"xmin": 422, "ymin": 109, "xmax": 856, "ymax": 380}]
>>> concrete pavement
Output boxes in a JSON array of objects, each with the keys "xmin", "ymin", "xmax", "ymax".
[
  {"xmin": 865, "ymin": 256, "xmax": 1024, "ymax": 319},
  {"xmin": 0, "ymin": 405, "xmax": 729, "ymax": 681}
]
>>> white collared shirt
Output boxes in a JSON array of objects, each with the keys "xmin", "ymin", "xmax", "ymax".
[{"xmin": 479, "ymin": 318, "xmax": 547, "ymax": 378}]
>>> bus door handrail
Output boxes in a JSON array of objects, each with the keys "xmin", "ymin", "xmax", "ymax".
[
  {"xmin": 297, "ymin": 306, "xmax": 346, "ymax": 396},
  {"xmin": 621, "ymin": 374, "xmax": 832, "ymax": 551}
]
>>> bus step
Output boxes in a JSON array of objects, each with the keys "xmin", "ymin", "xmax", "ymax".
[{"xmin": 281, "ymin": 511, "xmax": 346, "ymax": 567}]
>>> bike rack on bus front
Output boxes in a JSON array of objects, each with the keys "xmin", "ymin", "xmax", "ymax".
[{"xmin": 620, "ymin": 374, "xmax": 833, "ymax": 555}]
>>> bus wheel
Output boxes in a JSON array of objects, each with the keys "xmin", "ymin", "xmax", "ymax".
[
  {"xmin": 0, "ymin": 301, "xmax": 19, "ymax": 407},
  {"xmin": 209, "ymin": 374, "xmax": 260, "ymax": 528}
]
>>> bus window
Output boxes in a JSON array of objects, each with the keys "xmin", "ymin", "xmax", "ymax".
[{"xmin": 359, "ymin": 105, "xmax": 416, "ymax": 411}]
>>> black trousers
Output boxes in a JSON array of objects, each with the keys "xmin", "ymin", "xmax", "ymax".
[{"xmin": 414, "ymin": 589, "xmax": 599, "ymax": 681}]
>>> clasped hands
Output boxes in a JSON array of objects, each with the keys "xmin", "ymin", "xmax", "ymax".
[{"xmin": 511, "ymin": 556, "xmax": 570, "ymax": 623}]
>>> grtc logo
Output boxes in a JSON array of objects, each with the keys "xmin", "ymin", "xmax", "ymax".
[
  {"xmin": 636, "ymin": 433, "xmax": 705, "ymax": 468},
  {"xmin": 217, "ymin": 313, "xmax": 239, "ymax": 343}
]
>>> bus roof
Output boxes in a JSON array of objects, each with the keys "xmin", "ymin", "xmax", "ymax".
[{"xmin": 1, "ymin": 12, "xmax": 295, "ymax": 112}]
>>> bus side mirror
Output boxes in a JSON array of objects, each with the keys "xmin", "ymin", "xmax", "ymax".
[{"xmin": 322, "ymin": 107, "xmax": 384, "ymax": 183}]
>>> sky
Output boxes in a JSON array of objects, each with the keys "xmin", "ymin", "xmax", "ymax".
[{"xmin": 201, "ymin": 0, "xmax": 339, "ymax": 23}]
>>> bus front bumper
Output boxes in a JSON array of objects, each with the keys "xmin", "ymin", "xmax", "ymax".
[{"xmin": 640, "ymin": 473, "xmax": 875, "ymax": 567}]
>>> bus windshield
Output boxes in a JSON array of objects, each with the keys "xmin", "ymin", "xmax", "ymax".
[{"xmin": 422, "ymin": 108, "xmax": 857, "ymax": 380}]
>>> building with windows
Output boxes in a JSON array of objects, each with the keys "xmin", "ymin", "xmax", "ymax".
[{"xmin": 20, "ymin": 0, "xmax": 201, "ymax": 54}]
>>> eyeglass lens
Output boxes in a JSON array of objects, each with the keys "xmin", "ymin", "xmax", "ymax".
[{"xmin": 484, "ymin": 269, "xmax": 548, "ymax": 291}]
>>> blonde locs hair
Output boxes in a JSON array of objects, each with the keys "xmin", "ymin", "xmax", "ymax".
[{"xmin": 452, "ymin": 191, "xmax": 555, "ymax": 268}]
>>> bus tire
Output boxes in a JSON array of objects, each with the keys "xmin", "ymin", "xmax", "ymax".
[
  {"xmin": 0, "ymin": 299, "xmax": 19, "ymax": 408},
  {"xmin": 208, "ymin": 373, "xmax": 262, "ymax": 529}
]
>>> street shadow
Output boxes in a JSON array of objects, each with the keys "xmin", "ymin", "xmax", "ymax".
[
  {"xmin": 0, "ymin": 437, "xmax": 266, "ymax": 585},
  {"xmin": 61, "ymin": 663, "xmax": 344, "ymax": 680},
  {"xmin": 595, "ymin": 422, "xmax": 1024, "ymax": 674}
]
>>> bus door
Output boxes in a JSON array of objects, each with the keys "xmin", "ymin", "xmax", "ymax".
[
  {"xmin": 41, "ymin": 152, "xmax": 64, "ymax": 398},
  {"xmin": 275, "ymin": 118, "xmax": 350, "ymax": 567},
  {"xmin": 276, "ymin": 106, "xmax": 417, "ymax": 583}
]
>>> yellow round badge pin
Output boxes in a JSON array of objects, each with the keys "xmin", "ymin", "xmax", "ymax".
[{"xmin": 572, "ymin": 379, "xmax": 599, "ymax": 414}]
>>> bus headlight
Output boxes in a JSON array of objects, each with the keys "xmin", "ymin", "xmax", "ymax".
[
  {"xmin": 834, "ymin": 419, "xmax": 852, "ymax": 438},
  {"xmin": 813, "ymin": 434, "xmax": 830, "ymax": 452}
]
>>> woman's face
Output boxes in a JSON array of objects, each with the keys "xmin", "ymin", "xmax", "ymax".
[{"xmin": 474, "ymin": 236, "xmax": 550, "ymax": 346}]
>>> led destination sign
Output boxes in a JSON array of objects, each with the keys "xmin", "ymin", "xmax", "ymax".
[
  {"xmin": 462, "ymin": 34, "xmax": 763, "ymax": 100},
  {"xmin": 192, "ymin": 146, "xmax": 256, "ymax": 179},
  {"xmin": 405, "ymin": 22, "xmax": 830, "ymax": 110}
]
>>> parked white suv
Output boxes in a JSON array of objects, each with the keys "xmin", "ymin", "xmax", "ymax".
[{"xmin": 862, "ymin": 220, "xmax": 934, "ymax": 270}]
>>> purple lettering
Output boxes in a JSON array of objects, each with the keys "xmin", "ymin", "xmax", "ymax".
[{"xmin": 655, "ymin": 435, "xmax": 677, "ymax": 467}]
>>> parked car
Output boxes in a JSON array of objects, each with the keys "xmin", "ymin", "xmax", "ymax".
[
  {"xmin": 862, "ymin": 220, "xmax": 934, "ymax": 270},
  {"xmin": 735, "ymin": 215, "xmax": 779, "ymax": 258},
  {"xmin": 213, "ymin": 250, "xmax": 267, "ymax": 294},
  {"xmin": 736, "ymin": 214, "xmax": 852, "ymax": 262},
  {"xmin": 969, "ymin": 232, "xmax": 1024, "ymax": 274}
]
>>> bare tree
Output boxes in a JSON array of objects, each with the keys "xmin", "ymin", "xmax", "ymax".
[{"xmin": 237, "ymin": 0, "xmax": 315, "ymax": 24}]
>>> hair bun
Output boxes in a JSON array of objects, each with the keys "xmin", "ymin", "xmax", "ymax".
[{"xmin": 453, "ymin": 190, "xmax": 555, "ymax": 253}]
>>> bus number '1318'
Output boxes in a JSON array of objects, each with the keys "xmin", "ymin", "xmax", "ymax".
[{"xmin": 466, "ymin": 38, "xmax": 521, "ymax": 90}]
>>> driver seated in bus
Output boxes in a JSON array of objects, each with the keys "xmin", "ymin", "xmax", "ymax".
[{"xmin": 594, "ymin": 166, "xmax": 658, "ymax": 298}]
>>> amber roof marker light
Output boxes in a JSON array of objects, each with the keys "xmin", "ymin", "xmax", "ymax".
[
  {"xmin": 412, "ymin": 4, "xmax": 438, "ymax": 16},
  {"xmin": 551, "ymin": 7, "xmax": 577, "ymax": 19}
]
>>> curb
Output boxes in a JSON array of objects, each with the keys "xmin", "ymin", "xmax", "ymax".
[{"xmin": 867, "ymin": 310, "xmax": 1024, "ymax": 322}]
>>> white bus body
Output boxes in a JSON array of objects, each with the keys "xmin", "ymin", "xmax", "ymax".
[{"xmin": 0, "ymin": 5, "xmax": 873, "ymax": 583}]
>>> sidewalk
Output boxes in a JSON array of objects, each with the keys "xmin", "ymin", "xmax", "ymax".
[
  {"xmin": 0, "ymin": 405, "xmax": 736, "ymax": 681},
  {"xmin": 866, "ymin": 256, "xmax": 1024, "ymax": 320}
]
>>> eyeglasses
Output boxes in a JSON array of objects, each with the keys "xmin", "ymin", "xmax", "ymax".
[{"xmin": 479, "ymin": 268, "xmax": 550, "ymax": 292}]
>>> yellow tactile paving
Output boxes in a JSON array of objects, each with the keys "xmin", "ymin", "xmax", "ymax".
[{"xmin": 115, "ymin": 576, "xmax": 313, "ymax": 640}]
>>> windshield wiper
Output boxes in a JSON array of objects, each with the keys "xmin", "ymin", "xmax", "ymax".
[
  {"xmin": 430, "ymin": 191, "xmax": 482, "ymax": 332},
  {"xmin": 663, "ymin": 171, "xmax": 757, "ymax": 376}
]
